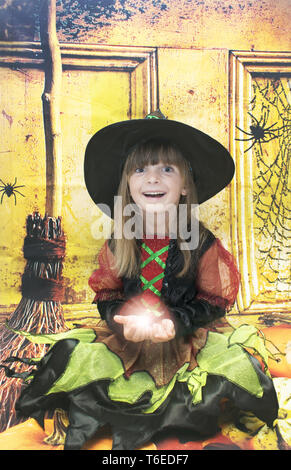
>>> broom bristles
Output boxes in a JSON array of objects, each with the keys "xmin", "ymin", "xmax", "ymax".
[{"xmin": 0, "ymin": 212, "xmax": 68, "ymax": 433}]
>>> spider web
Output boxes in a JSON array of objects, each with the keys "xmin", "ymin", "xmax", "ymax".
[{"xmin": 250, "ymin": 76, "xmax": 291, "ymax": 298}]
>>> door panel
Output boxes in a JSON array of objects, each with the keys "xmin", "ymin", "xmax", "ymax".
[
  {"xmin": 0, "ymin": 43, "xmax": 158, "ymax": 310},
  {"xmin": 230, "ymin": 51, "xmax": 291, "ymax": 314}
]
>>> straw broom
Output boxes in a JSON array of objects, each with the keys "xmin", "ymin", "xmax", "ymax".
[{"xmin": 0, "ymin": 0, "xmax": 68, "ymax": 432}]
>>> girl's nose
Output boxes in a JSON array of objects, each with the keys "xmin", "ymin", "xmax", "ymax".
[{"xmin": 146, "ymin": 168, "xmax": 160, "ymax": 183}]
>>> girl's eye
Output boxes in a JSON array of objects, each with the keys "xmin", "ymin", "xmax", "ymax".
[
  {"xmin": 163, "ymin": 166, "xmax": 174, "ymax": 173},
  {"xmin": 135, "ymin": 168, "xmax": 144, "ymax": 173}
]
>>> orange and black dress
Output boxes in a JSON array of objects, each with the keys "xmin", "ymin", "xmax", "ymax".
[{"xmin": 4, "ymin": 230, "xmax": 278, "ymax": 450}]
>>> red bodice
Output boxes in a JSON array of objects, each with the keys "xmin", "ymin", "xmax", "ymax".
[{"xmin": 88, "ymin": 237, "xmax": 240, "ymax": 313}]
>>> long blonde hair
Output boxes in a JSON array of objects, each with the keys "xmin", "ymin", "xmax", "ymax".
[{"xmin": 109, "ymin": 139, "xmax": 208, "ymax": 278}]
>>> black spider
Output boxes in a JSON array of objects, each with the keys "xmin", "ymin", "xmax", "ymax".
[
  {"xmin": 236, "ymin": 112, "xmax": 288, "ymax": 154},
  {"xmin": 0, "ymin": 178, "xmax": 25, "ymax": 205}
]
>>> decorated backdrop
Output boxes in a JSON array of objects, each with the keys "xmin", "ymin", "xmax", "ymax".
[{"xmin": 0, "ymin": 0, "xmax": 290, "ymax": 451}]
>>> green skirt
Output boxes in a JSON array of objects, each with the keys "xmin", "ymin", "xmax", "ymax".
[{"xmin": 3, "ymin": 324, "xmax": 279, "ymax": 450}]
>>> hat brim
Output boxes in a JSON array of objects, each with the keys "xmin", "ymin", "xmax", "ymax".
[{"xmin": 84, "ymin": 119, "xmax": 234, "ymax": 215}]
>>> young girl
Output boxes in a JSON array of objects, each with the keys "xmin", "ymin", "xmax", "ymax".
[{"xmin": 3, "ymin": 112, "xmax": 278, "ymax": 450}]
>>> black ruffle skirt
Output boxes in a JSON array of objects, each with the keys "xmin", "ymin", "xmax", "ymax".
[{"xmin": 11, "ymin": 334, "xmax": 278, "ymax": 450}]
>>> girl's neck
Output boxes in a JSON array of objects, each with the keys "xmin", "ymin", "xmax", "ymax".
[
  {"xmin": 142, "ymin": 211, "xmax": 176, "ymax": 238},
  {"xmin": 143, "ymin": 231, "xmax": 170, "ymax": 239}
]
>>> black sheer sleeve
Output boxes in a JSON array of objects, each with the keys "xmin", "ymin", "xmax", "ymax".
[
  {"xmin": 97, "ymin": 299, "xmax": 125, "ymax": 336},
  {"xmin": 170, "ymin": 299, "xmax": 225, "ymax": 337},
  {"xmin": 170, "ymin": 237, "xmax": 240, "ymax": 337}
]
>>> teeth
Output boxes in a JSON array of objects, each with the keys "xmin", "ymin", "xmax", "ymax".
[{"xmin": 144, "ymin": 192, "xmax": 165, "ymax": 196}]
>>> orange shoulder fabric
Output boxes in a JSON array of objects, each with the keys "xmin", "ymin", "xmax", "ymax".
[
  {"xmin": 195, "ymin": 238, "xmax": 240, "ymax": 311},
  {"xmin": 88, "ymin": 241, "xmax": 124, "ymax": 302}
]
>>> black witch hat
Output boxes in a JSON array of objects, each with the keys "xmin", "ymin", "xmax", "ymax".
[{"xmin": 84, "ymin": 111, "xmax": 234, "ymax": 214}]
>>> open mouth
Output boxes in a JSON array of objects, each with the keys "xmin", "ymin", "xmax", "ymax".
[{"xmin": 142, "ymin": 192, "xmax": 166, "ymax": 198}]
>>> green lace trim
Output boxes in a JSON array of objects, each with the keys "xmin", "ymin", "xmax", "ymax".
[{"xmin": 139, "ymin": 242, "xmax": 169, "ymax": 297}]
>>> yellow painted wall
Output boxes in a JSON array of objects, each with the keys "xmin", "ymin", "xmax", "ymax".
[
  {"xmin": 0, "ymin": 65, "xmax": 131, "ymax": 307},
  {"xmin": 0, "ymin": 66, "xmax": 46, "ymax": 306},
  {"xmin": 157, "ymin": 48, "xmax": 231, "ymax": 241},
  {"xmin": 60, "ymin": 69, "xmax": 130, "ymax": 304},
  {"xmin": 0, "ymin": 0, "xmax": 290, "ymax": 320},
  {"xmin": 55, "ymin": 0, "xmax": 290, "ymax": 52}
]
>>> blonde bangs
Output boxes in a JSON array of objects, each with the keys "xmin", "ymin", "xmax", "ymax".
[{"xmin": 124, "ymin": 139, "xmax": 190, "ymax": 186}]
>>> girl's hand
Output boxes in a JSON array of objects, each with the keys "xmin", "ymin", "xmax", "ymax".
[
  {"xmin": 150, "ymin": 319, "xmax": 176, "ymax": 343},
  {"xmin": 114, "ymin": 315, "xmax": 175, "ymax": 343},
  {"xmin": 114, "ymin": 315, "xmax": 150, "ymax": 342}
]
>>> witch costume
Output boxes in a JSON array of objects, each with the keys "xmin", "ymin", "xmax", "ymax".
[{"xmin": 2, "ymin": 112, "xmax": 278, "ymax": 450}]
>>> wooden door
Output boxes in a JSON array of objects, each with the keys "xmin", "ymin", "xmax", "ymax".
[{"xmin": 0, "ymin": 43, "xmax": 290, "ymax": 323}]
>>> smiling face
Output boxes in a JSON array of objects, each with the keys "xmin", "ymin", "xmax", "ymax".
[
  {"xmin": 128, "ymin": 162, "xmax": 187, "ymax": 214},
  {"xmin": 116, "ymin": 139, "xmax": 196, "ymax": 237}
]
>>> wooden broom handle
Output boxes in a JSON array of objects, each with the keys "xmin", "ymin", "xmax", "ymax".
[{"xmin": 40, "ymin": 0, "xmax": 62, "ymax": 217}]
